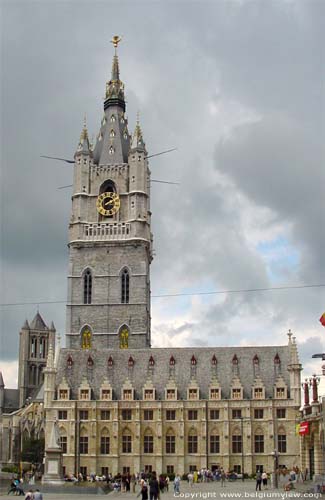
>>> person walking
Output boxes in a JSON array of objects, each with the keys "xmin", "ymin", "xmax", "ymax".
[
  {"xmin": 188, "ymin": 472, "xmax": 194, "ymax": 487},
  {"xmin": 149, "ymin": 472, "xmax": 159, "ymax": 500},
  {"xmin": 256, "ymin": 470, "xmax": 262, "ymax": 491},
  {"xmin": 138, "ymin": 480, "xmax": 148, "ymax": 500},
  {"xmin": 220, "ymin": 469, "xmax": 226, "ymax": 487},
  {"xmin": 174, "ymin": 474, "xmax": 181, "ymax": 494},
  {"xmin": 262, "ymin": 471, "xmax": 268, "ymax": 490},
  {"xmin": 33, "ymin": 489, "xmax": 43, "ymax": 500}
]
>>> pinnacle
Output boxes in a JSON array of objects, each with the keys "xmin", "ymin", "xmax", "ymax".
[{"xmin": 30, "ymin": 312, "xmax": 48, "ymax": 331}]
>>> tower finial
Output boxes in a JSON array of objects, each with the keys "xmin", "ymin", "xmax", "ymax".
[{"xmin": 110, "ymin": 35, "xmax": 122, "ymax": 51}]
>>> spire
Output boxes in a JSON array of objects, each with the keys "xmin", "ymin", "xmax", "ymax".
[
  {"xmin": 21, "ymin": 319, "xmax": 30, "ymax": 330},
  {"xmin": 131, "ymin": 112, "xmax": 146, "ymax": 153},
  {"xmin": 49, "ymin": 321, "xmax": 56, "ymax": 332},
  {"xmin": 46, "ymin": 341, "xmax": 55, "ymax": 369},
  {"xmin": 76, "ymin": 114, "xmax": 91, "ymax": 155},
  {"xmin": 93, "ymin": 35, "xmax": 130, "ymax": 165},
  {"xmin": 104, "ymin": 36, "xmax": 125, "ymax": 112},
  {"xmin": 0, "ymin": 371, "xmax": 4, "ymax": 388}
]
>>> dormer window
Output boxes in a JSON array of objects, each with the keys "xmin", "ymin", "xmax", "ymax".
[
  {"xmin": 110, "ymin": 129, "xmax": 116, "ymax": 137},
  {"xmin": 87, "ymin": 356, "xmax": 94, "ymax": 368},
  {"xmin": 276, "ymin": 387, "xmax": 286, "ymax": 399},
  {"xmin": 166, "ymin": 389, "xmax": 176, "ymax": 400},
  {"xmin": 80, "ymin": 389, "xmax": 90, "ymax": 400},
  {"xmin": 67, "ymin": 356, "xmax": 73, "ymax": 368},
  {"xmin": 210, "ymin": 388, "xmax": 220, "ymax": 400},
  {"xmin": 232, "ymin": 388, "xmax": 242, "ymax": 400},
  {"xmin": 109, "ymin": 146, "xmax": 114, "ymax": 155},
  {"xmin": 108, "ymin": 356, "xmax": 114, "ymax": 367},
  {"xmin": 124, "ymin": 132, "xmax": 128, "ymax": 140},
  {"xmin": 169, "ymin": 356, "xmax": 175, "ymax": 366},
  {"xmin": 59, "ymin": 389, "xmax": 69, "ymax": 400},
  {"xmin": 211, "ymin": 355, "xmax": 217, "ymax": 366},
  {"xmin": 274, "ymin": 353, "xmax": 281, "ymax": 365},
  {"xmin": 128, "ymin": 356, "xmax": 134, "ymax": 368},
  {"xmin": 101, "ymin": 389, "xmax": 111, "ymax": 400},
  {"xmin": 254, "ymin": 388, "xmax": 263, "ymax": 399},
  {"xmin": 232, "ymin": 355, "xmax": 238, "ymax": 365},
  {"xmin": 253, "ymin": 355, "xmax": 259, "ymax": 365},
  {"xmin": 189, "ymin": 388, "xmax": 198, "ymax": 400},
  {"xmin": 110, "ymin": 115, "xmax": 116, "ymax": 123},
  {"xmin": 123, "ymin": 389, "xmax": 133, "ymax": 401},
  {"xmin": 144, "ymin": 389, "xmax": 154, "ymax": 400},
  {"xmin": 191, "ymin": 355, "xmax": 197, "ymax": 366},
  {"xmin": 149, "ymin": 356, "xmax": 155, "ymax": 367}
]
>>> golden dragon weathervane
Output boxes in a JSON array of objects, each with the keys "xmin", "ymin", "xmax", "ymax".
[{"xmin": 111, "ymin": 35, "xmax": 122, "ymax": 51}]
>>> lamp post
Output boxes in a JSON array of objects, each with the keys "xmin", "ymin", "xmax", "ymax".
[{"xmin": 271, "ymin": 450, "xmax": 279, "ymax": 488}]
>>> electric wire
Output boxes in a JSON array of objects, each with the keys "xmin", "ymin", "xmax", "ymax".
[{"xmin": 1, "ymin": 283, "xmax": 324, "ymax": 307}]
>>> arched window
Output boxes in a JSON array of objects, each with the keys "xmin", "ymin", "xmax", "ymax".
[
  {"xmin": 81, "ymin": 326, "xmax": 92, "ymax": 349},
  {"xmin": 99, "ymin": 179, "xmax": 116, "ymax": 195},
  {"xmin": 83, "ymin": 269, "xmax": 92, "ymax": 305},
  {"xmin": 119, "ymin": 326, "xmax": 129, "ymax": 349},
  {"xmin": 121, "ymin": 269, "xmax": 130, "ymax": 304}
]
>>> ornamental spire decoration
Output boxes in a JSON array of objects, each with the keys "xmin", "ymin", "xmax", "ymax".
[{"xmin": 105, "ymin": 35, "xmax": 125, "ymax": 109}]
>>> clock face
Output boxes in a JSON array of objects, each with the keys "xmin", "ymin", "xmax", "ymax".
[{"xmin": 96, "ymin": 192, "xmax": 120, "ymax": 216}]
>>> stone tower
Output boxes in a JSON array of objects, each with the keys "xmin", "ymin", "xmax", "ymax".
[
  {"xmin": 66, "ymin": 41, "xmax": 153, "ymax": 351},
  {"xmin": 18, "ymin": 313, "xmax": 56, "ymax": 406}
]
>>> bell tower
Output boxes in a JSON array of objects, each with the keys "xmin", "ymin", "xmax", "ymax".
[{"xmin": 66, "ymin": 37, "xmax": 153, "ymax": 351}]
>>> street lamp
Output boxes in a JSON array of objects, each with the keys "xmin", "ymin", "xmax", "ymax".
[{"xmin": 271, "ymin": 450, "xmax": 279, "ymax": 488}]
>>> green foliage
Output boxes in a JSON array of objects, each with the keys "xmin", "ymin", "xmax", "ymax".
[
  {"xmin": 2, "ymin": 465, "xmax": 19, "ymax": 473},
  {"xmin": 21, "ymin": 437, "xmax": 45, "ymax": 464}
]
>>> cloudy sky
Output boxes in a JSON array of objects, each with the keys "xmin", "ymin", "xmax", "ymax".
[{"xmin": 1, "ymin": 0, "xmax": 325, "ymax": 391}]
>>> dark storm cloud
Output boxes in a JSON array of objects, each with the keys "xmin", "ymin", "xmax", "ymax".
[{"xmin": 1, "ymin": 0, "xmax": 324, "ymax": 384}]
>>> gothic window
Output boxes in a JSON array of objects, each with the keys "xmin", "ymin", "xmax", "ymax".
[
  {"xmin": 87, "ymin": 356, "xmax": 94, "ymax": 368},
  {"xmin": 169, "ymin": 356, "xmax": 175, "ymax": 366},
  {"xmin": 122, "ymin": 433, "xmax": 132, "ymax": 453},
  {"xmin": 60, "ymin": 435, "xmax": 67, "ymax": 454},
  {"xmin": 119, "ymin": 326, "xmax": 129, "ymax": 349},
  {"xmin": 121, "ymin": 269, "xmax": 130, "ymax": 304},
  {"xmin": 211, "ymin": 354, "xmax": 217, "ymax": 366},
  {"xmin": 143, "ymin": 433, "xmax": 154, "ymax": 454},
  {"xmin": 274, "ymin": 353, "xmax": 281, "ymax": 365},
  {"xmin": 83, "ymin": 269, "xmax": 92, "ymax": 305},
  {"xmin": 191, "ymin": 355, "xmax": 197, "ymax": 366},
  {"xmin": 210, "ymin": 435, "xmax": 220, "ymax": 454},
  {"xmin": 67, "ymin": 355, "xmax": 73, "ymax": 368},
  {"xmin": 109, "ymin": 146, "xmax": 114, "ymax": 155},
  {"xmin": 100, "ymin": 429, "xmax": 110, "ymax": 454},
  {"xmin": 128, "ymin": 356, "xmax": 134, "ymax": 367},
  {"xmin": 81, "ymin": 327, "xmax": 92, "ymax": 349},
  {"xmin": 149, "ymin": 356, "xmax": 155, "ymax": 367},
  {"xmin": 99, "ymin": 180, "xmax": 116, "ymax": 195},
  {"xmin": 232, "ymin": 432, "xmax": 242, "ymax": 454},
  {"xmin": 188, "ymin": 433, "xmax": 198, "ymax": 454},
  {"xmin": 253, "ymin": 354, "xmax": 259, "ymax": 366},
  {"xmin": 110, "ymin": 129, "xmax": 116, "ymax": 137},
  {"xmin": 30, "ymin": 337, "xmax": 37, "ymax": 358},
  {"xmin": 108, "ymin": 356, "xmax": 114, "ymax": 367},
  {"xmin": 110, "ymin": 114, "xmax": 116, "ymax": 123}
]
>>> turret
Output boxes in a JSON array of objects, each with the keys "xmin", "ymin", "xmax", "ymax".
[
  {"xmin": 287, "ymin": 330, "xmax": 302, "ymax": 406},
  {"xmin": 43, "ymin": 340, "xmax": 57, "ymax": 408}
]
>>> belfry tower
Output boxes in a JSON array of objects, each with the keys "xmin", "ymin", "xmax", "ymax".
[{"xmin": 66, "ymin": 37, "xmax": 153, "ymax": 351}]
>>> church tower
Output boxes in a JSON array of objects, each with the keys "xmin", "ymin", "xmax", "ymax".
[
  {"xmin": 66, "ymin": 38, "xmax": 153, "ymax": 351},
  {"xmin": 18, "ymin": 313, "xmax": 56, "ymax": 406}
]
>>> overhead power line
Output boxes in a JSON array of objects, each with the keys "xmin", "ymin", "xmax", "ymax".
[{"xmin": 1, "ymin": 283, "xmax": 324, "ymax": 307}]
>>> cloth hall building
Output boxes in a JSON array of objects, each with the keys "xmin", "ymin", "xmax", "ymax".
[{"xmin": 0, "ymin": 40, "xmax": 302, "ymax": 480}]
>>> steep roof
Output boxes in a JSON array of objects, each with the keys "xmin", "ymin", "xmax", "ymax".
[
  {"xmin": 56, "ymin": 345, "xmax": 291, "ymax": 401},
  {"xmin": 30, "ymin": 312, "xmax": 48, "ymax": 331}
]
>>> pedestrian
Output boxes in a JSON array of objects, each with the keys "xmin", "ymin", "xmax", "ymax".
[
  {"xmin": 174, "ymin": 474, "xmax": 181, "ymax": 494},
  {"xmin": 220, "ymin": 469, "xmax": 226, "ymax": 487},
  {"xmin": 165, "ymin": 476, "xmax": 169, "ymax": 492},
  {"xmin": 256, "ymin": 470, "xmax": 262, "ymax": 491},
  {"xmin": 33, "ymin": 489, "xmax": 43, "ymax": 500},
  {"xmin": 8, "ymin": 480, "xmax": 17, "ymax": 495},
  {"xmin": 262, "ymin": 472, "xmax": 268, "ymax": 489},
  {"xmin": 24, "ymin": 490, "xmax": 33, "ymax": 499},
  {"xmin": 149, "ymin": 472, "xmax": 159, "ymax": 500},
  {"xmin": 137, "ymin": 480, "xmax": 148, "ymax": 500},
  {"xmin": 188, "ymin": 472, "xmax": 194, "ymax": 487}
]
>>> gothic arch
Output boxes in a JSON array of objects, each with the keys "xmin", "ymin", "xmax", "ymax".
[
  {"xmin": 120, "ymin": 267, "xmax": 130, "ymax": 304},
  {"xmin": 143, "ymin": 426, "xmax": 154, "ymax": 437},
  {"xmin": 101, "ymin": 426, "xmax": 110, "ymax": 435},
  {"xmin": 59, "ymin": 425, "xmax": 67, "ymax": 436},
  {"xmin": 165, "ymin": 426, "xmax": 176, "ymax": 436},
  {"xmin": 82, "ymin": 268, "xmax": 92, "ymax": 305},
  {"xmin": 121, "ymin": 426, "xmax": 133, "ymax": 436},
  {"xmin": 232, "ymin": 426, "xmax": 241, "ymax": 435},
  {"xmin": 119, "ymin": 324, "xmax": 130, "ymax": 349},
  {"xmin": 80, "ymin": 425, "xmax": 88, "ymax": 436},
  {"xmin": 80, "ymin": 325, "xmax": 92, "ymax": 349},
  {"xmin": 99, "ymin": 179, "xmax": 116, "ymax": 194}
]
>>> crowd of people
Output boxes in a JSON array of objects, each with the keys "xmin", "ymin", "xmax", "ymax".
[{"xmin": 7, "ymin": 478, "xmax": 43, "ymax": 499}]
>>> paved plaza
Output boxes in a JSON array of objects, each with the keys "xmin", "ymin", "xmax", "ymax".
[{"xmin": 0, "ymin": 480, "xmax": 321, "ymax": 500}]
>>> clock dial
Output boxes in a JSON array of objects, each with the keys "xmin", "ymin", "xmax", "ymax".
[{"xmin": 96, "ymin": 192, "xmax": 120, "ymax": 216}]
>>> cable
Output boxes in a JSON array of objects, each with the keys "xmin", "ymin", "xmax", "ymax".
[{"xmin": 1, "ymin": 284, "xmax": 324, "ymax": 307}]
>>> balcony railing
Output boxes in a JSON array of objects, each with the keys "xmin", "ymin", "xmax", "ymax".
[{"xmin": 83, "ymin": 222, "xmax": 131, "ymax": 241}]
